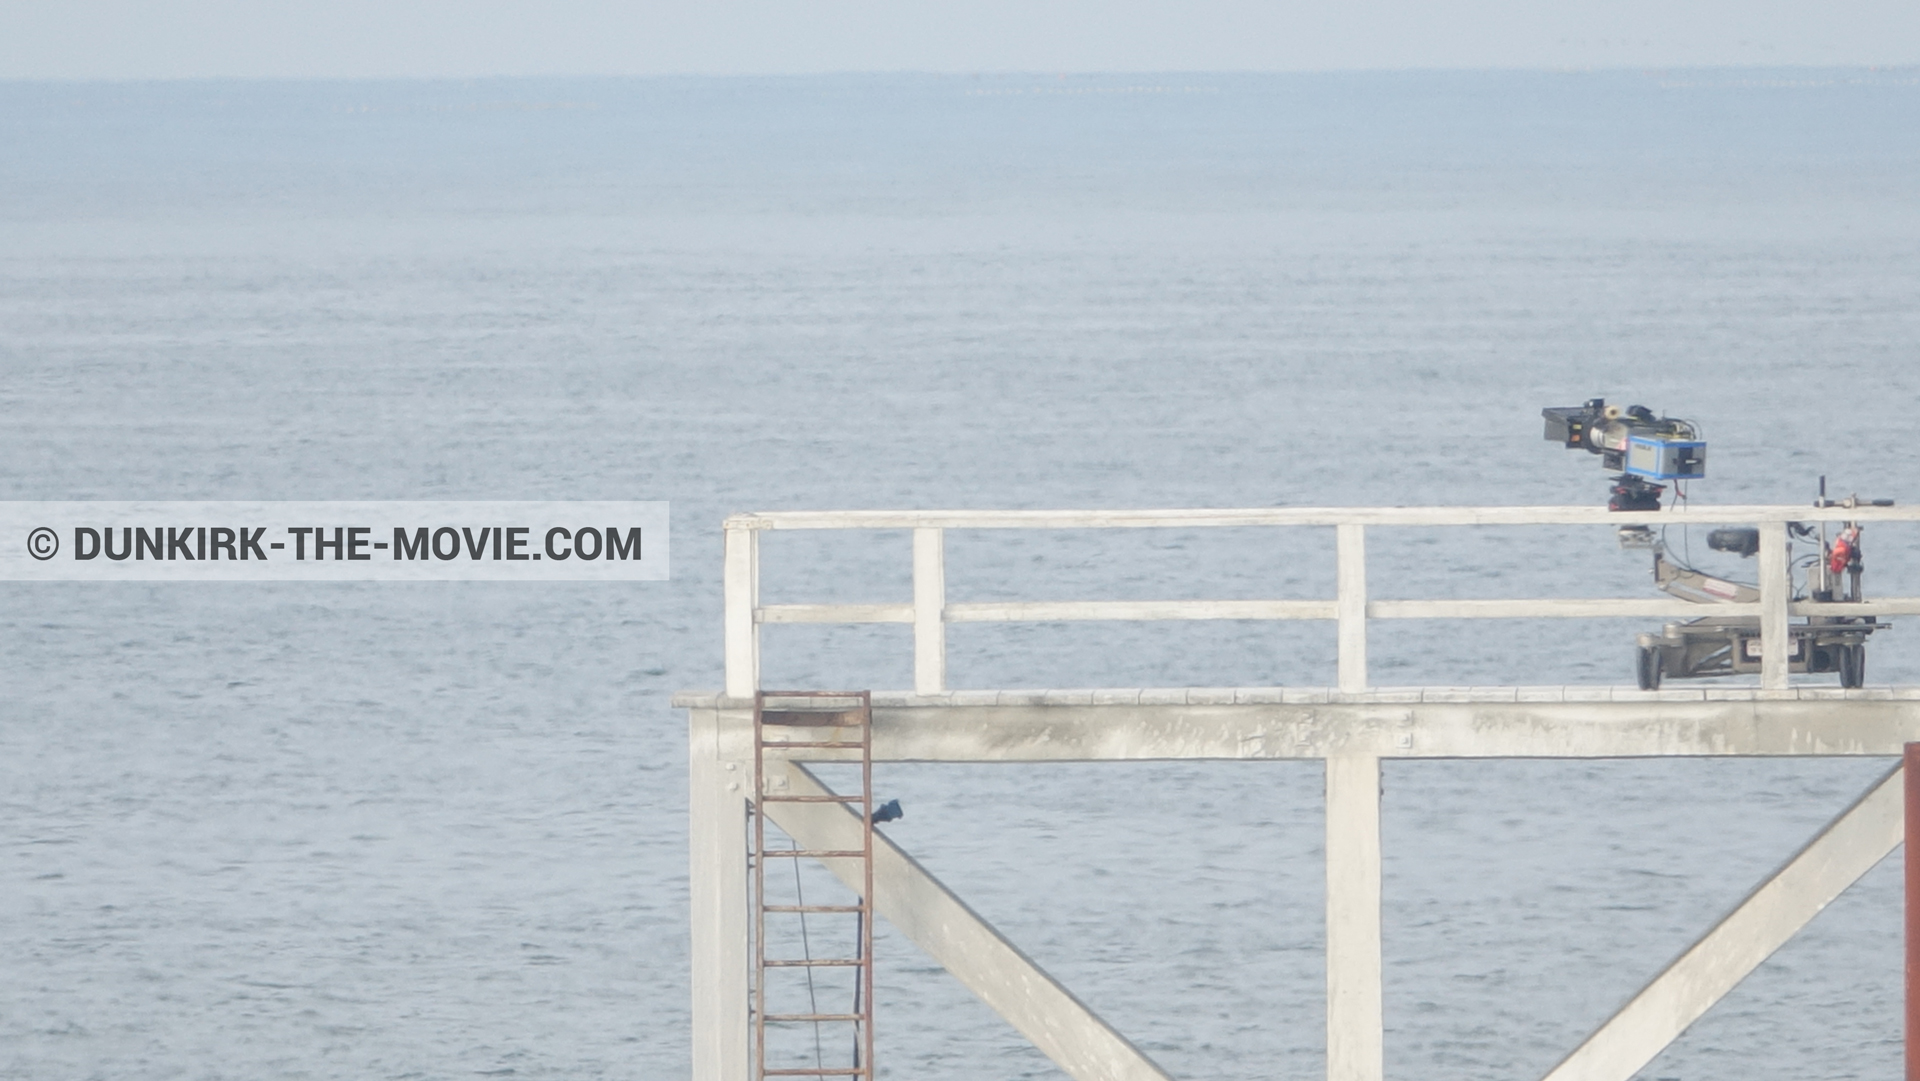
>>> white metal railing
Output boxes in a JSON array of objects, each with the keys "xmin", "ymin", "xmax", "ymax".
[{"xmin": 721, "ymin": 505, "xmax": 1920, "ymax": 698}]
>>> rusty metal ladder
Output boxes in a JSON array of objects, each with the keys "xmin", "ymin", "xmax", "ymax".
[{"xmin": 751, "ymin": 690, "xmax": 875, "ymax": 1080}]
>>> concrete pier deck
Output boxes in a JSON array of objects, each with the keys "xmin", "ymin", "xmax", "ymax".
[{"xmin": 677, "ymin": 683, "xmax": 1920, "ymax": 760}]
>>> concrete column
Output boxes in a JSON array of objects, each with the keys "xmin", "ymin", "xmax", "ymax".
[
  {"xmin": 1326, "ymin": 753, "xmax": 1383, "ymax": 1081},
  {"xmin": 689, "ymin": 708, "xmax": 749, "ymax": 1081}
]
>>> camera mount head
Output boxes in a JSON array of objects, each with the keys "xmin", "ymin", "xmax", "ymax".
[{"xmin": 1544, "ymin": 398, "xmax": 1704, "ymax": 511}]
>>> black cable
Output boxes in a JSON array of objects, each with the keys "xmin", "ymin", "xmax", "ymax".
[
  {"xmin": 1661, "ymin": 522, "xmax": 1768, "ymax": 592},
  {"xmin": 1659, "ymin": 524, "xmax": 1702, "ymax": 575},
  {"xmin": 791, "ymin": 840, "xmax": 824, "ymax": 1072},
  {"xmin": 1790, "ymin": 553, "xmax": 1822, "ymax": 600}
]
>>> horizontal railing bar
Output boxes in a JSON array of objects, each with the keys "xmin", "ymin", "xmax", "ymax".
[
  {"xmin": 760, "ymin": 850, "xmax": 867, "ymax": 858},
  {"xmin": 1794, "ymin": 599, "xmax": 1920, "ymax": 617},
  {"xmin": 1370, "ymin": 599, "xmax": 1764, "ymax": 619},
  {"xmin": 759, "ymin": 603, "xmax": 913, "ymax": 624},
  {"xmin": 754, "ymin": 597, "xmax": 1920, "ymax": 625},
  {"xmin": 726, "ymin": 504, "xmax": 1920, "ymax": 531},
  {"xmin": 946, "ymin": 600, "xmax": 1338, "ymax": 622}
]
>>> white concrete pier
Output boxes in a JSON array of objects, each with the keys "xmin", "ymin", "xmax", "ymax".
[{"xmin": 685, "ymin": 505, "xmax": 1920, "ymax": 1080}]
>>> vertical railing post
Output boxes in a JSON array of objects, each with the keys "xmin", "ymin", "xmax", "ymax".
[
  {"xmin": 1758, "ymin": 521, "xmax": 1790, "ymax": 692},
  {"xmin": 724, "ymin": 523, "xmax": 760, "ymax": 700},
  {"xmin": 1327, "ymin": 753, "xmax": 1384, "ymax": 1081},
  {"xmin": 1907, "ymin": 743, "xmax": 1919, "ymax": 1081},
  {"xmin": 1337, "ymin": 523, "xmax": 1368, "ymax": 694},
  {"xmin": 913, "ymin": 526, "xmax": 947, "ymax": 694}
]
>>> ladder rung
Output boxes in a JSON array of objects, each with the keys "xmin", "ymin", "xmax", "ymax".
[
  {"xmin": 763, "ymin": 904, "xmax": 866, "ymax": 913},
  {"xmin": 759, "ymin": 710, "xmax": 869, "ymax": 728},
  {"xmin": 760, "ymin": 850, "xmax": 866, "ymax": 859},
  {"xmin": 764, "ymin": 1012, "xmax": 866, "ymax": 1023},
  {"xmin": 759, "ymin": 740, "xmax": 868, "ymax": 749},
  {"xmin": 762, "ymin": 958, "xmax": 867, "ymax": 967},
  {"xmin": 761, "ymin": 1069, "xmax": 870, "ymax": 1077},
  {"xmin": 759, "ymin": 794, "xmax": 867, "ymax": 803}
]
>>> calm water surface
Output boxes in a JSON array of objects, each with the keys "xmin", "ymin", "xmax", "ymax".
[{"xmin": 2, "ymin": 71, "xmax": 1918, "ymax": 1079}]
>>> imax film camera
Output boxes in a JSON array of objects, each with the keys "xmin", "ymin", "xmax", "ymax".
[
  {"xmin": 1541, "ymin": 398, "xmax": 1890, "ymax": 689},
  {"xmin": 1542, "ymin": 398, "xmax": 1705, "ymax": 511}
]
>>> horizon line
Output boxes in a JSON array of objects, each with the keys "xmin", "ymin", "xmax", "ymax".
[{"xmin": 4, "ymin": 60, "xmax": 1919, "ymax": 86}]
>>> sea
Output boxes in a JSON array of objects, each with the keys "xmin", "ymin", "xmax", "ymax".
[{"xmin": 3, "ymin": 69, "xmax": 1919, "ymax": 1080}]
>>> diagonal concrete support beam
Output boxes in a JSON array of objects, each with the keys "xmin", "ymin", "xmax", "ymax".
[
  {"xmin": 1541, "ymin": 762, "xmax": 1904, "ymax": 1081},
  {"xmin": 766, "ymin": 762, "xmax": 1174, "ymax": 1081}
]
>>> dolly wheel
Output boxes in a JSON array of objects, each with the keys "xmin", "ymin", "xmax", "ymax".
[
  {"xmin": 1636, "ymin": 646, "xmax": 1663, "ymax": 691},
  {"xmin": 1839, "ymin": 645, "xmax": 1866, "ymax": 689}
]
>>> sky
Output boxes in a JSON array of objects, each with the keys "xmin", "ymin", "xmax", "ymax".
[{"xmin": 1, "ymin": 0, "xmax": 1917, "ymax": 80}]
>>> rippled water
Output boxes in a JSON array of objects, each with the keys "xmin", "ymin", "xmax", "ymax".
[{"xmin": 3, "ymin": 71, "xmax": 1918, "ymax": 1080}]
